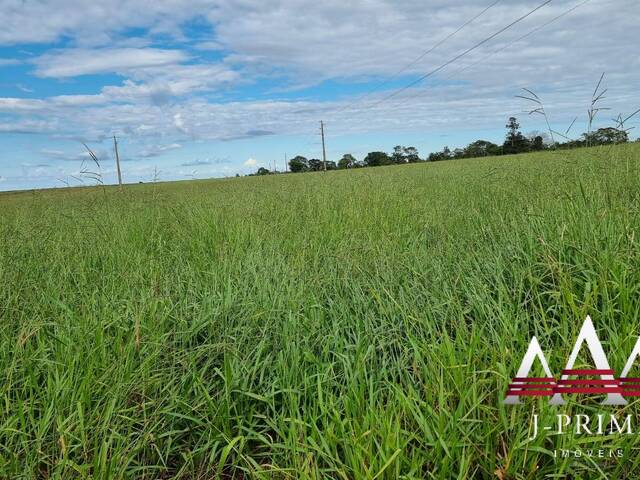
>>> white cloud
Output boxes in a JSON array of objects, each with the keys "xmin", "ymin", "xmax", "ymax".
[
  {"xmin": 243, "ymin": 158, "xmax": 258, "ymax": 167},
  {"xmin": 173, "ymin": 113, "xmax": 188, "ymax": 134},
  {"xmin": 40, "ymin": 148, "xmax": 109, "ymax": 162},
  {"xmin": 139, "ymin": 143, "xmax": 182, "ymax": 158},
  {"xmin": 1, "ymin": 76, "xmax": 637, "ymax": 145},
  {"xmin": 0, "ymin": 0, "xmax": 212, "ymax": 46},
  {"xmin": 0, "ymin": 58, "xmax": 21, "ymax": 66},
  {"xmin": 194, "ymin": 41, "xmax": 225, "ymax": 51},
  {"xmin": 100, "ymin": 63, "xmax": 238, "ymax": 101},
  {"xmin": 0, "ymin": 119, "xmax": 59, "ymax": 134},
  {"xmin": 0, "ymin": 97, "xmax": 47, "ymax": 112},
  {"xmin": 34, "ymin": 48, "xmax": 189, "ymax": 78},
  {"xmin": 39, "ymin": 149, "xmax": 66, "ymax": 157},
  {"xmin": 16, "ymin": 84, "xmax": 33, "ymax": 93}
]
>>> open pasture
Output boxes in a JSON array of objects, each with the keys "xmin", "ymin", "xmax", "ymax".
[{"xmin": 1, "ymin": 144, "xmax": 640, "ymax": 478}]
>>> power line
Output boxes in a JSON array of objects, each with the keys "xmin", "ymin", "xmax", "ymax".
[
  {"xmin": 334, "ymin": 0, "xmax": 501, "ymax": 114},
  {"xmin": 384, "ymin": 0, "xmax": 502, "ymax": 84},
  {"xmin": 361, "ymin": 0, "xmax": 554, "ymax": 111},
  {"xmin": 389, "ymin": 0, "xmax": 591, "ymax": 110},
  {"xmin": 449, "ymin": 0, "xmax": 591, "ymax": 80}
]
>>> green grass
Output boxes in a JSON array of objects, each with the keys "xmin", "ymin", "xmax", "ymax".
[{"xmin": 1, "ymin": 144, "xmax": 640, "ymax": 479}]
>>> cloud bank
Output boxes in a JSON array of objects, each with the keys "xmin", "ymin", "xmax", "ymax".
[{"xmin": 0, "ymin": 0, "xmax": 638, "ymax": 189}]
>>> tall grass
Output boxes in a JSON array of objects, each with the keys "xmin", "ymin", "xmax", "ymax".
[{"xmin": 1, "ymin": 144, "xmax": 640, "ymax": 478}]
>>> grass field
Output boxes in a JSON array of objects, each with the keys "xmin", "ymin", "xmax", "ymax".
[{"xmin": 1, "ymin": 144, "xmax": 640, "ymax": 479}]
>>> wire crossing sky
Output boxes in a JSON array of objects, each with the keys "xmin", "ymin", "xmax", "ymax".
[
  {"xmin": 363, "ymin": 0, "xmax": 554, "ymax": 110},
  {"xmin": 333, "ymin": 0, "xmax": 503, "ymax": 116},
  {"xmin": 0, "ymin": 0, "xmax": 638, "ymax": 191}
]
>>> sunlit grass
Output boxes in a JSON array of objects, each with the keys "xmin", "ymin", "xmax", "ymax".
[{"xmin": 1, "ymin": 144, "xmax": 639, "ymax": 478}]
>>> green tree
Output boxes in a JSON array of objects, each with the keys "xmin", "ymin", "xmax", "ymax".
[
  {"xmin": 404, "ymin": 146, "xmax": 420, "ymax": 163},
  {"xmin": 256, "ymin": 167, "xmax": 271, "ymax": 176},
  {"xmin": 288, "ymin": 155, "xmax": 309, "ymax": 173},
  {"xmin": 531, "ymin": 136, "xmax": 545, "ymax": 151},
  {"xmin": 363, "ymin": 151, "xmax": 392, "ymax": 167},
  {"xmin": 392, "ymin": 145, "xmax": 406, "ymax": 164},
  {"xmin": 428, "ymin": 146, "xmax": 453, "ymax": 162},
  {"xmin": 506, "ymin": 117, "xmax": 520, "ymax": 141},
  {"xmin": 503, "ymin": 117, "xmax": 530, "ymax": 154},
  {"xmin": 338, "ymin": 154, "xmax": 357, "ymax": 169},
  {"xmin": 583, "ymin": 127, "xmax": 629, "ymax": 145},
  {"xmin": 465, "ymin": 140, "xmax": 500, "ymax": 157},
  {"xmin": 527, "ymin": 130, "xmax": 551, "ymax": 149},
  {"xmin": 308, "ymin": 159, "xmax": 324, "ymax": 171}
]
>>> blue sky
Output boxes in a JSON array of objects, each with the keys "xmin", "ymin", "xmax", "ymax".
[{"xmin": 0, "ymin": 0, "xmax": 638, "ymax": 191}]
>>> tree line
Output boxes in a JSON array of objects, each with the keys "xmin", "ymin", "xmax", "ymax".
[{"xmin": 252, "ymin": 117, "xmax": 635, "ymax": 175}]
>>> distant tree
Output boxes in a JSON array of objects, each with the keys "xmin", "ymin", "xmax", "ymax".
[
  {"xmin": 531, "ymin": 136, "xmax": 545, "ymax": 151},
  {"xmin": 464, "ymin": 140, "xmax": 501, "ymax": 157},
  {"xmin": 363, "ymin": 151, "xmax": 392, "ymax": 167},
  {"xmin": 557, "ymin": 138, "xmax": 585, "ymax": 150},
  {"xmin": 583, "ymin": 127, "xmax": 629, "ymax": 145},
  {"xmin": 404, "ymin": 146, "xmax": 420, "ymax": 163},
  {"xmin": 527, "ymin": 130, "xmax": 552, "ymax": 148},
  {"xmin": 506, "ymin": 117, "xmax": 520, "ymax": 141},
  {"xmin": 308, "ymin": 158, "xmax": 324, "ymax": 171},
  {"xmin": 288, "ymin": 155, "xmax": 309, "ymax": 173},
  {"xmin": 325, "ymin": 161, "xmax": 337, "ymax": 170},
  {"xmin": 503, "ymin": 117, "xmax": 530, "ymax": 154},
  {"xmin": 453, "ymin": 148, "xmax": 466, "ymax": 159},
  {"xmin": 256, "ymin": 167, "xmax": 271, "ymax": 176},
  {"xmin": 427, "ymin": 146, "xmax": 452, "ymax": 161},
  {"xmin": 392, "ymin": 145, "xmax": 407, "ymax": 164},
  {"xmin": 338, "ymin": 154, "xmax": 357, "ymax": 169}
]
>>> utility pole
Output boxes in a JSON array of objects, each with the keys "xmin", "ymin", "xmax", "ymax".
[
  {"xmin": 113, "ymin": 135, "xmax": 123, "ymax": 188},
  {"xmin": 320, "ymin": 120, "xmax": 327, "ymax": 171},
  {"xmin": 284, "ymin": 153, "xmax": 288, "ymax": 172}
]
